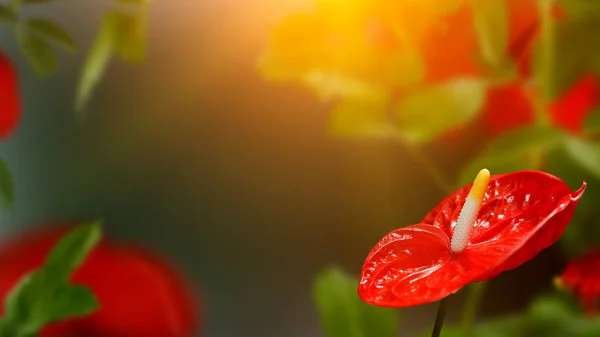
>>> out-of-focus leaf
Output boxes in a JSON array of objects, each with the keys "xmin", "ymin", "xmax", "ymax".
[
  {"xmin": 583, "ymin": 108, "xmax": 600, "ymax": 135},
  {"xmin": 523, "ymin": 296, "xmax": 600, "ymax": 337},
  {"xmin": 471, "ymin": 0, "xmax": 509, "ymax": 68},
  {"xmin": 44, "ymin": 222, "xmax": 102, "ymax": 278},
  {"xmin": 417, "ymin": 296, "xmax": 595, "ymax": 337},
  {"xmin": 0, "ymin": 5, "xmax": 16, "ymax": 25},
  {"xmin": 546, "ymin": 146, "xmax": 600, "ymax": 257},
  {"xmin": 396, "ymin": 78, "xmax": 487, "ymax": 144},
  {"xmin": 562, "ymin": 136, "xmax": 600, "ymax": 181},
  {"xmin": 557, "ymin": 0, "xmax": 600, "ymax": 18},
  {"xmin": 457, "ymin": 125, "xmax": 566, "ymax": 186},
  {"xmin": 15, "ymin": 24, "xmax": 57, "ymax": 77},
  {"xmin": 302, "ymin": 71, "xmax": 386, "ymax": 102},
  {"xmin": 75, "ymin": 12, "xmax": 121, "ymax": 114},
  {"xmin": 113, "ymin": 7, "xmax": 148, "ymax": 62},
  {"xmin": 117, "ymin": 0, "xmax": 149, "ymax": 4},
  {"xmin": 418, "ymin": 315, "xmax": 524, "ymax": 337},
  {"xmin": 0, "ymin": 222, "xmax": 102, "ymax": 337},
  {"xmin": 16, "ymin": 0, "xmax": 57, "ymax": 3},
  {"xmin": 329, "ymin": 96, "xmax": 398, "ymax": 139},
  {"xmin": 27, "ymin": 18, "xmax": 76, "ymax": 52},
  {"xmin": 313, "ymin": 267, "xmax": 399, "ymax": 337},
  {"xmin": 532, "ymin": 12, "xmax": 600, "ymax": 101},
  {"xmin": 0, "ymin": 157, "xmax": 14, "ymax": 209}
]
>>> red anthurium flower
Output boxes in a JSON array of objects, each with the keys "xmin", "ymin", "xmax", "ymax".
[
  {"xmin": 0, "ymin": 225, "xmax": 199, "ymax": 337},
  {"xmin": 359, "ymin": 170, "xmax": 585, "ymax": 307},
  {"xmin": 557, "ymin": 248, "xmax": 600, "ymax": 315},
  {"xmin": 480, "ymin": 74, "xmax": 599, "ymax": 137},
  {"xmin": 0, "ymin": 50, "xmax": 19, "ymax": 138},
  {"xmin": 548, "ymin": 75, "xmax": 599, "ymax": 134},
  {"xmin": 422, "ymin": 0, "xmax": 539, "ymax": 83}
]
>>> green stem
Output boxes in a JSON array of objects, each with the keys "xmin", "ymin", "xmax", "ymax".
[
  {"xmin": 431, "ymin": 297, "xmax": 450, "ymax": 337},
  {"xmin": 461, "ymin": 282, "xmax": 487, "ymax": 337},
  {"xmin": 538, "ymin": 0, "xmax": 555, "ymax": 103},
  {"xmin": 403, "ymin": 142, "xmax": 454, "ymax": 195}
]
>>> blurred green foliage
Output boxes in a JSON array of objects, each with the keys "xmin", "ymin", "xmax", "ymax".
[
  {"xmin": 0, "ymin": 222, "xmax": 102, "ymax": 337},
  {"xmin": 0, "ymin": 0, "xmax": 150, "ymax": 115},
  {"xmin": 313, "ymin": 267, "xmax": 399, "ymax": 337}
]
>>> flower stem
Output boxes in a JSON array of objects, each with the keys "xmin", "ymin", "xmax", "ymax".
[
  {"xmin": 403, "ymin": 142, "xmax": 454, "ymax": 195},
  {"xmin": 461, "ymin": 282, "xmax": 487, "ymax": 337},
  {"xmin": 431, "ymin": 297, "xmax": 449, "ymax": 337},
  {"xmin": 538, "ymin": 0, "xmax": 556, "ymax": 103}
]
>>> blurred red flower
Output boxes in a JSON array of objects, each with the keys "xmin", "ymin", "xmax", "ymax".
[
  {"xmin": 0, "ymin": 225, "xmax": 199, "ymax": 337},
  {"xmin": 559, "ymin": 248, "xmax": 600, "ymax": 315},
  {"xmin": 0, "ymin": 50, "xmax": 19, "ymax": 138},
  {"xmin": 422, "ymin": 0, "xmax": 539, "ymax": 83},
  {"xmin": 359, "ymin": 170, "xmax": 585, "ymax": 307},
  {"xmin": 481, "ymin": 75, "xmax": 599, "ymax": 137}
]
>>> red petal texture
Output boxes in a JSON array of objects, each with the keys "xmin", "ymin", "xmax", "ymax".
[
  {"xmin": 0, "ymin": 50, "xmax": 19, "ymax": 138},
  {"xmin": 560, "ymin": 248, "xmax": 600, "ymax": 315},
  {"xmin": 548, "ymin": 74, "xmax": 599, "ymax": 135},
  {"xmin": 0, "ymin": 225, "xmax": 199, "ymax": 337},
  {"xmin": 359, "ymin": 171, "xmax": 585, "ymax": 307}
]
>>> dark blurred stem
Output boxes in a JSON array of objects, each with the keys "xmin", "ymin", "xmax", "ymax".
[
  {"xmin": 431, "ymin": 297, "xmax": 449, "ymax": 337},
  {"xmin": 404, "ymin": 142, "xmax": 454, "ymax": 195},
  {"xmin": 461, "ymin": 282, "xmax": 487, "ymax": 337}
]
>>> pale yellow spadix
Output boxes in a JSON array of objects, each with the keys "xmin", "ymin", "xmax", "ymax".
[{"xmin": 450, "ymin": 169, "xmax": 491, "ymax": 253}]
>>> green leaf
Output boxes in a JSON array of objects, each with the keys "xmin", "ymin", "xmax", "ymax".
[
  {"xmin": 15, "ymin": 24, "xmax": 57, "ymax": 77},
  {"xmin": 113, "ymin": 8, "xmax": 149, "ymax": 63},
  {"xmin": 418, "ymin": 315, "xmax": 524, "ymax": 337},
  {"xmin": 0, "ymin": 222, "xmax": 102, "ymax": 337},
  {"xmin": 329, "ymin": 96, "xmax": 400, "ymax": 139},
  {"xmin": 532, "ymin": 11, "xmax": 600, "ymax": 100},
  {"xmin": 562, "ymin": 136, "xmax": 600, "ymax": 181},
  {"xmin": 27, "ymin": 18, "xmax": 77, "ymax": 52},
  {"xmin": 302, "ymin": 71, "xmax": 387, "ymax": 102},
  {"xmin": 116, "ymin": 0, "xmax": 149, "ymax": 5},
  {"xmin": 0, "ymin": 158, "xmax": 14, "ymax": 209},
  {"xmin": 75, "ymin": 12, "xmax": 121, "ymax": 114},
  {"xmin": 313, "ymin": 267, "xmax": 399, "ymax": 337},
  {"xmin": 471, "ymin": 0, "xmax": 509, "ymax": 68},
  {"xmin": 457, "ymin": 125, "xmax": 566, "ymax": 186},
  {"xmin": 44, "ymin": 221, "xmax": 102, "ymax": 279},
  {"xmin": 583, "ymin": 108, "xmax": 600, "ymax": 135},
  {"xmin": 0, "ymin": 5, "xmax": 17, "ymax": 25},
  {"xmin": 396, "ymin": 78, "xmax": 487, "ymax": 143}
]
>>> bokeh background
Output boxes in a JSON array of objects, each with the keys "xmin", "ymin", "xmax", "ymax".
[{"xmin": 0, "ymin": 0, "xmax": 593, "ymax": 336}]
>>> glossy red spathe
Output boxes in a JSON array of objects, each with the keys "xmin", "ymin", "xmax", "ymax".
[
  {"xmin": 0, "ymin": 225, "xmax": 199, "ymax": 337},
  {"xmin": 358, "ymin": 171, "xmax": 585, "ymax": 308},
  {"xmin": 0, "ymin": 50, "xmax": 19, "ymax": 138}
]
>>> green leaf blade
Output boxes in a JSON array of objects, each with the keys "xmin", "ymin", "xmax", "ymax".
[
  {"xmin": 458, "ymin": 125, "xmax": 566, "ymax": 186},
  {"xmin": 27, "ymin": 18, "xmax": 77, "ymax": 52},
  {"xmin": 75, "ymin": 12, "xmax": 121, "ymax": 114},
  {"xmin": 0, "ymin": 223, "xmax": 103, "ymax": 337},
  {"xmin": 563, "ymin": 136, "xmax": 600, "ymax": 181},
  {"xmin": 313, "ymin": 267, "xmax": 398, "ymax": 337},
  {"xmin": 45, "ymin": 221, "xmax": 102, "ymax": 279},
  {"xmin": 471, "ymin": 0, "xmax": 510, "ymax": 68},
  {"xmin": 15, "ymin": 24, "xmax": 57, "ymax": 77},
  {"xmin": 397, "ymin": 78, "xmax": 487, "ymax": 144},
  {"xmin": 0, "ymin": 5, "xmax": 17, "ymax": 25},
  {"xmin": 0, "ymin": 157, "xmax": 15, "ymax": 209}
]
